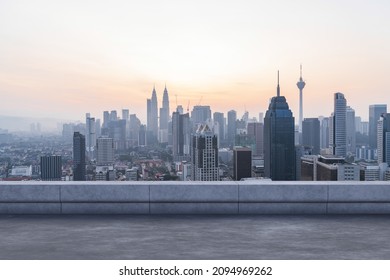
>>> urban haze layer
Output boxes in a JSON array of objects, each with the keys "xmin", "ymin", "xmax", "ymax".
[{"xmin": 1, "ymin": 67, "xmax": 389, "ymax": 182}]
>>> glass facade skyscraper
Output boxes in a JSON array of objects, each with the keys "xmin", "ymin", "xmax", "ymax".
[
  {"xmin": 73, "ymin": 132, "xmax": 86, "ymax": 181},
  {"xmin": 332, "ymin": 92, "xmax": 347, "ymax": 157},
  {"xmin": 264, "ymin": 73, "xmax": 295, "ymax": 181},
  {"xmin": 369, "ymin": 104, "xmax": 387, "ymax": 149}
]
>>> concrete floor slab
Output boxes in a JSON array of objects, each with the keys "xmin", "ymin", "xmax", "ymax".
[{"xmin": 0, "ymin": 215, "xmax": 389, "ymax": 260}]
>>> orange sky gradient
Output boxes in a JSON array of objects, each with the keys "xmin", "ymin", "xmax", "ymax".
[{"xmin": 1, "ymin": 0, "xmax": 389, "ymax": 126}]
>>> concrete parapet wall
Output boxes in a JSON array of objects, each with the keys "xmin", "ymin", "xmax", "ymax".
[{"xmin": 1, "ymin": 181, "xmax": 390, "ymax": 214}]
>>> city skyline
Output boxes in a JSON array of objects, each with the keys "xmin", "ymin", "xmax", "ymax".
[{"xmin": 1, "ymin": 0, "xmax": 390, "ymax": 124}]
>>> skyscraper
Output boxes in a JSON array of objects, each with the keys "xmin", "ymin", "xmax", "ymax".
[
  {"xmin": 264, "ymin": 72, "xmax": 295, "ymax": 181},
  {"xmin": 227, "ymin": 110, "xmax": 237, "ymax": 147},
  {"xmin": 159, "ymin": 85, "xmax": 170, "ymax": 143},
  {"xmin": 129, "ymin": 114, "xmax": 141, "ymax": 146},
  {"xmin": 122, "ymin": 109, "xmax": 129, "ymax": 120},
  {"xmin": 332, "ymin": 93, "xmax": 347, "ymax": 157},
  {"xmin": 172, "ymin": 111, "xmax": 191, "ymax": 161},
  {"xmin": 85, "ymin": 113, "xmax": 96, "ymax": 160},
  {"xmin": 191, "ymin": 105, "xmax": 211, "ymax": 126},
  {"xmin": 213, "ymin": 112, "xmax": 225, "ymax": 146},
  {"xmin": 73, "ymin": 132, "xmax": 86, "ymax": 181},
  {"xmin": 108, "ymin": 119, "xmax": 127, "ymax": 150},
  {"xmin": 138, "ymin": 125, "xmax": 146, "ymax": 146},
  {"xmin": 320, "ymin": 117, "xmax": 330, "ymax": 149},
  {"xmin": 147, "ymin": 86, "xmax": 158, "ymax": 142},
  {"xmin": 103, "ymin": 111, "xmax": 110, "ymax": 129},
  {"xmin": 302, "ymin": 118, "xmax": 320, "ymax": 155},
  {"xmin": 377, "ymin": 113, "xmax": 390, "ymax": 166},
  {"xmin": 247, "ymin": 122, "xmax": 264, "ymax": 157},
  {"xmin": 369, "ymin": 104, "xmax": 387, "ymax": 149},
  {"xmin": 191, "ymin": 124, "xmax": 219, "ymax": 181},
  {"xmin": 233, "ymin": 147, "xmax": 252, "ymax": 180},
  {"xmin": 110, "ymin": 110, "xmax": 118, "ymax": 121},
  {"xmin": 346, "ymin": 106, "xmax": 356, "ymax": 155},
  {"xmin": 96, "ymin": 137, "xmax": 114, "ymax": 165},
  {"xmin": 296, "ymin": 64, "xmax": 306, "ymax": 135},
  {"xmin": 95, "ymin": 119, "xmax": 101, "ymax": 138},
  {"xmin": 40, "ymin": 155, "xmax": 62, "ymax": 181}
]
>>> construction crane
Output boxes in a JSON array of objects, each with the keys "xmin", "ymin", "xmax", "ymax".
[
  {"xmin": 187, "ymin": 100, "xmax": 190, "ymax": 113},
  {"xmin": 197, "ymin": 96, "xmax": 203, "ymax": 106}
]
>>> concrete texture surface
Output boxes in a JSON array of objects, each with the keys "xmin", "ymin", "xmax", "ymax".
[
  {"xmin": 150, "ymin": 183, "xmax": 238, "ymax": 202},
  {"xmin": 0, "ymin": 184, "xmax": 60, "ymax": 202},
  {"xmin": 150, "ymin": 202, "xmax": 238, "ymax": 214},
  {"xmin": 2, "ymin": 182, "xmax": 390, "ymax": 214},
  {"xmin": 61, "ymin": 184, "xmax": 150, "ymax": 202},
  {"xmin": 1, "ymin": 215, "xmax": 390, "ymax": 260},
  {"xmin": 239, "ymin": 184, "xmax": 328, "ymax": 202}
]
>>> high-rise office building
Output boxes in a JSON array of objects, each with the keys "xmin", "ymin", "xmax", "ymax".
[
  {"xmin": 247, "ymin": 122, "xmax": 264, "ymax": 157},
  {"xmin": 320, "ymin": 117, "xmax": 330, "ymax": 149},
  {"xmin": 110, "ymin": 110, "xmax": 118, "ymax": 121},
  {"xmin": 147, "ymin": 86, "xmax": 158, "ymax": 142},
  {"xmin": 191, "ymin": 124, "xmax": 219, "ymax": 181},
  {"xmin": 259, "ymin": 112, "xmax": 264, "ymax": 123},
  {"xmin": 122, "ymin": 109, "xmax": 129, "ymax": 121},
  {"xmin": 213, "ymin": 112, "xmax": 225, "ymax": 146},
  {"xmin": 95, "ymin": 119, "xmax": 101, "ymax": 138},
  {"xmin": 138, "ymin": 125, "xmax": 146, "ymax": 146},
  {"xmin": 264, "ymin": 72, "xmax": 295, "ymax": 181},
  {"xmin": 233, "ymin": 147, "xmax": 252, "ymax": 180},
  {"xmin": 355, "ymin": 116, "xmax": 362, "ymax": 134},
  {"xmin": 172, "ymin": 111, "xmax": 191, "ymax": 161},
  {"xmin": 331, "ymin": 93, "xmax": 347, "ymax": 157},
  {"xmin": 369, "ymin": 104, "xmax": 387, "ymax": 149},
  {"xmin": 159, "ymin": 86, "xmax": 170, "ymax": 143},
  {"xmin": 85, "ymin": 113, "xmax": 96, "ymax": 160},
  {"xmin": 346, "ymin": 106, "xmax": 356, "ymax": 155},
  {"xmin": 191, "ymin": 105, "xmax": 211, "ymax": 126},
  {"xmin": 302, "ymin": 118, "xmax": 320, "ymax": 155},
  {"xmin": 227, "ymin": 110, "xmax": 237, "ymax": 147},
  {"xmin": 129, "ymin": 114, "xmax": 141, "ymax": 146},
  {"xmin": 103, "ymin": 111, "xmax": 110, "ymax": 129},
  {"xmin": 377, "ymin": 113, "xmax": 390, "ymax": 166},
  {"xmin": 40, "ymin": 155, "xmax": 62, "ymax": 181},
  {"xmin": 108, "ymin": 119, "xmax": 127, "ymax": 150},
  {"xmin": 96, "ymin": 137, "xmax": 114, "ymax": 165},
  {"xmin": 73, "ymin": 132, "xmax": 86, "ymax": 181},
  {"xmin": 296, "ymin": 65, "xmax": 306, "ymax": 135}
]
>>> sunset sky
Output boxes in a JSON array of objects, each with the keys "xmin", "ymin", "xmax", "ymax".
[{"xmin": 1, "ymin": 0, "xmax": 389, "ymax": 124}]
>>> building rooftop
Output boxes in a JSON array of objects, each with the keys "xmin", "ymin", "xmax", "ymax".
[{"xmin": 1, "ymin": 215, "xmax": 389, "ymax": 260}]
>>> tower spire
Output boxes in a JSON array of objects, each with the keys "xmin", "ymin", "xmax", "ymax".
[
  {"xmin": 300, "ymin": 64, "xmax": 302, "ymax": 78},
  {"xmin": 277, "ymin": 70, "xmax": 280, "ymax": 97},
  {"xmin": 297, "ymin": 64, "xmax": 306, "ymax": 135}
]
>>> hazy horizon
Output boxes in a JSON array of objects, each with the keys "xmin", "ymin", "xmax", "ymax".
[{"xmin": 1, "ymin": 0, "xmax": 389, "ymax": 125}]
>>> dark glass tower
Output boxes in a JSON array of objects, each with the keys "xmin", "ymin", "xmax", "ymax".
[
  {"xmin": 264, "ymin": 72, "xmax": 296, "ymax": 181},
  {"xmin": 172, "ymin": 111, "xmax": 191, "ymax": 161},
  {"xmin": 73, "ymin": 132, "xmax": 86, "ymax": 181},
  {"xmin": 40, "ymin": 155, "xmax": 62, "ymax": 181},
  {"xmin": 233, "ymin": 147, "xmax": 252, "ymax": 180}
]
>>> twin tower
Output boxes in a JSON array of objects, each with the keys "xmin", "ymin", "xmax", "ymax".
[{"xmin": 146, "ymin": 85, "xmax": 170, "ymax": 143}]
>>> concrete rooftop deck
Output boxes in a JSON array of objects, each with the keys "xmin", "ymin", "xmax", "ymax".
[{"xmin": 1, "ymin": 215, "xmax": 390, "ymax": 260}]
